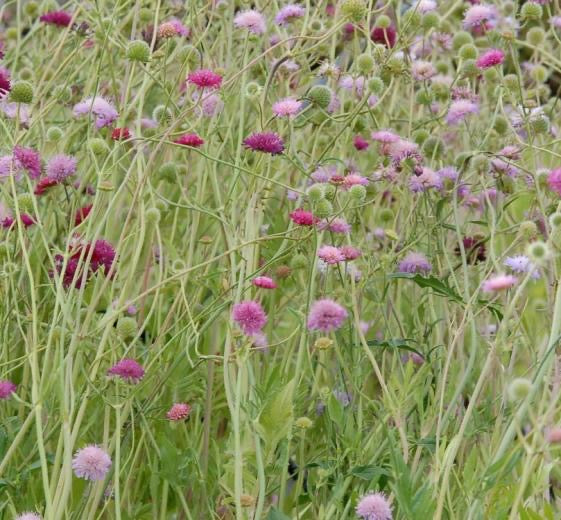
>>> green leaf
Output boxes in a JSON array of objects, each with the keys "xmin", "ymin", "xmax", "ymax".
[
  {"xmin": 387, "ymin": 273, "xmax": 463, "ymax": 303},
  {"xmin": 267, "ymin": 508, "xmax": 291, "ymax": 520},
  {"xmin": 350, "ymin": 465, "xmax": 389, "ymax": 482},
  {"xmin": 366, "ymin": 338, "xmax": 423, "ymax": 358},
  {"xmin": 327, "ymin": 392, "xmax": 344, "ymax": 427}
]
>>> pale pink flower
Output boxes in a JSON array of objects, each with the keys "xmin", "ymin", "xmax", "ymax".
[{"xmin": 72, "ymin": 445, "xmax": 112, "ymax": 481}]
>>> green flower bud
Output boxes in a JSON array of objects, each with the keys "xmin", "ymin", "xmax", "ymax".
[
  {"xmin": 308, "ymin": 85, "xmax": 332, "ymax": 109},
  {"xmin": 431, "ymin": 81, "xmax": 449, "ymax": 101},
  {"xmin": 413, "ymin": 129, "xmax": 430, "ymax": 145},
  {"xmin": 19, "ymin": 68, "xmax": 34, "ymax": 82},
  {"xmin": 295, "ymin": 416, "xmax": 313, "ymax": 429},
  {"xmin": 9, "ymin": 80, "xmax": 33, "ymax": 104},
  {"xmin": 461, "ymin": 59, "xmax": 479, "ymax": 78},
  {"xmin": 127, "ymin": 40, "xmax": 151, "ymax": 63},
  {"xmin": 526, "ymin": 27, "xmax": 545, "ymax": 46},
  {"xmin": 368, "ymin": 77, "xmax": 384, "ymax": 95},
  {"xmin": 177, "ymin": 44, "xmax": 200, "ymax": 65},
  {"xmin": 309, "ymin": 20, "xmax": 324, "ymax": 32},
  {"xmin": 116, "ymin": 317, "xmax": 138, "ymax": 339},
  {"xmin": 459, "ymin": 43, "xmax": 478, "ymax": 61},
  {"xmin": 340, "ymin": 0, "xmax": 367, "ymax": 22},
  {"xmin": 508, "ymin": 378, "xmax": 532, "ymax": 401},
  {"xmin": 550, "ymin": 212, "xmax": 561, "ymax": 229},
  {"xmin": 17, "ymin": 193, "xmax": 34, "ymax": 213},
  {"xmin": 519, "ymin": 221, "xmax": 538, "ymax": 238},
  {"xmin": 375, "ymin": 14, "xmax": 392, "ymax": 29},
  {"xmin": 6, "ymin": 28, "xmax": 18, "ymax": 41},
  {"xmin": 415, "ymin": 89, "xmax": 433, "ymax": 105},
  {"xmin": 145, "ymin": 207, "xmax": 161, "ymax": 224},
  {"xmin": 452, "ymin": 31, "xmax": 473, "ymax": 51},
  {"xmin": 402, "ymin": 10, "xmax": 421, "ymax": 29},
  {"xmin": 472, "ymin": 155, "xmax": 490, "ymax": 173},
  {"xmin": 493, "ymin": 116, "xmax": 508, "ymax": 135},
  {"xmin": 455, "ymin": 152, "xmax": 472, "ymax": 169},
  {"xmin": 139, "ymin": 7, "xmax": 153, "ymax": 22},
  {"xmin": 527, "ymin": 240, "xmax": 548, "ymax": 263},
  {"xmin": 435, "ymin": 61, "xmax": 448, "ymax": 74},
  {"xmin": 356, "ymin": 53, "xmax": 375, "ymax": 75},
  {"xmin": 421, "ymin": 12, "xmax": 440, "ymax": 30},
  {"xmin": 53, "ymin": 85, "xmax": 73, "ymax": 103},
  {"xmin": 323, "ymin": 184, "xmax": 336, "ymax": 200},
  {"xmin": 245, "ymin": 81, "xmax": 262, "ymax": 100},
  {"xmin": 153, "ymin": 105, "xmax": 172, "ymax": 124},
  {"xmin": 530, "ymin": 116, "xmax": 549, "ymax": 134},
  {"xmin": 314, "ymin": 198, "xmax": 333, "ymax": 217},
  {"xmin": 483, "ymin": 67, "xmax": 499, "ymax": 83},
  {"xmin": 46, "ymin": 126, "xmax": 63, "ymax": 141},
  {"xmin": 520, "ymin": 2, "xmax": 542, "ymax": 20},
  {"xmin": 349, "ymin": 184, "xmax": 366, "ymax": 202},
  {"xmin": 379, "ymin": 208, "xmax": 394, "ymax": 223},
  {"xmin": 155, "ymin": 199, "xmax": 168, "ymax": 213},
  {"xmin": 24, "ymin": 1, "xmax": 39, "ymax": 16},
  {"xmin": 89, "ymin": 138, "xmax": 109, "ymax": 156},
  {"xmin": 385, "ymin": 55, "xmax": 406, "ymax": 76},
  {"xmin": 422, "ymin": 136, "xmax": 443, "ymax": 157},
  {"xmin": 160, "ymin": 161, "xmax": 178, "ymax": 182},
  {"xmin": 307, "ymin": 184, "xmax": 324, "ymax": 202}
]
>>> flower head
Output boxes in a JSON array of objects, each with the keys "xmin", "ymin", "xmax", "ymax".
[
  {"xmin": 108, "ymin": 359, "xmax": 144, "ymax": 383},
  {"xmin": 174, "ymin": 133, "xmax": 204, "ymax": 147},
  {"xmin": 15, "ymin": 513, "xmax": 42, "ymax": 520},
  {"xmin": 446, "ymin": 99, "xmax": 479, "ymax": 125},
  {"xmin": 187, "ymin": 69, "xmax": 222, "ymax": 89},
  {"xmin": 398, "ymin": 252, "xmax": 432, "ymax": 274},
  {"xmin": 166, "ymin": 402, "xmax": 192, "ymax": 421},
  {"xmin": 356, "ymin": 492, "xmax": 393, "ymax": 520},
  {"xmin": 232, "ymin": 300, "xmax": 267, "ymax": 335},
  {"xmin": 13, "ymin": 146, "xmax": 41, "ymax": 178},
  {"xmin": 0, "ymin": 68, "xmax": 11, "ymax": 99},
  {"xmin": 40, "ymin": 11, "xmax": 73, "ymax": 27},
  {"xmin": 46, "ymin": 154, "xmax": 77, "ymax": 181},
  {"xmin": 290, "ymin": 208, "xmax": 317, "ymax": 226},
  {"xmin": 275, "ymin": 4, "xmax": 306, "ymax": 25},
  {"xmin": 547, "ymin": 168, "xmax": 561, "ymax": 196},
  {"xmin": 482, "ymin": 274, "xmax": 517, "ymax": 293},
  {"xmin": 252, "ymin": 276, "xmax": 277, "ymax": 289},
  {"xmin": 111, "ymin": 127, "xmax": 131, "ymax": 140},
  {"xmin": 318, "ymin": 245, "xmax": 346, "ymax": 264},
  {"xmin": 73, "ymin": 97, "xmax": 118, "ymax": 128},
  {"xmin": 0, "ymin": 380, "xmax": 16, "ymax": 399},
  {"xmin": 476, "ymin": 49, "xmax": 505, "ymax": 69},
  {"xmin": 371, "ymin": 26, "xmax": 396, "ymax": 48},
  {"xmin": 272, "ymin": 97, "xmax": 302, "ymax": 118},
  {"xmin": 307, "ymin": 299, "xmax": 348, "ymax": 332},
  {"xmin": 504, "ymin": 255, "xmax": 539, "ymax": 279},
  {"xmin": 243, "ymin": 132, "xmax": 284, "ymax": 154},
  {"xmin": 234, "ymin": 10, "xmax": 267, "ymax": 34},
  {"xmin": 72, "ymin": 445, "xmax": 112, "ymax": 481},
  {"xmin": 354, "ymin": 135, "xmax": 369, "ymax": 151},
  {"xmin": 463, "ymin": 4, "xmax": 496, "ymax": 29}
]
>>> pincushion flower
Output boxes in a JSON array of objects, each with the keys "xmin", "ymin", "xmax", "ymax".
[
  {"xmin": 272, "ymin": 97, "xmax": 302, "ymax": 118},
  {"xmin": 111, "ymin": 127, "xmax": 131, "ymax": 140},
  {"xmin": 167, "ymin": 403, "xmax": 192, "ymax": 421},
  {"xmin": 73, "ymin": 97, "xmax": 118, "ymax": 128},
  {"xmin": 482, "ymin": 274, "xmax": 517, "ymax": 293},
  {"xmin": 187, "ymin": 69, "xmax": 222, "ymax": 89},
  {"xmin": 371, "ymin": 26, "xmax": 397, "ymax": 48},
  {"xmin": 13, "ymin": 146, "xmax": 41, "ymax": 178},
  {"xmin": 15, "ymin": 513, "xmax": 42, "ymax": 520},
  {"xmin": 476, "ymin": 49, "xmax": 505, "ymax": 69},
  {"xmin": 463, "ymin": 4, "xmax": 496, "ymax": 29},
  {"xmin": 504, "ymin": 255, "xmax": 540, "ymax": 279},
  {"xmin": 307, "ymin": 299, "xmax": 348, "ymax": 332},
  {"xmin": 411, "ymin": 60, "xmax": 437, "ymax": 81},
  {"xmin": 318, "ymin": 245, "xmax": 346, "ymax": 264},
  {"xmin": 174, "ymin": 133, "xmax": 204, "ymax": 147},
  {"xmin": 234, "ymin": 10, "xmax": 267, "ymax": 34},
  {"xmin": 290, "ymin": 208, "xmax": 317, "ymax": 226},
  {"xmin": 275, "ymin": 4, "xmax": 306, "ymax": 25},
  {"xmin": 0, "ymin": 68, "xmax": 10, "ymax": 98},
  {"xmin": 252, "ymin": 276, "xmax": 277, "ymax": 289},
  {"xmin": 446, "ymin": 99, "xmax": 479, "ymax": 125},
  {"xmin": 398, "ymin": 252, "xmax": 432, "ymax": 274},
  {"xmin": 0, "ymin": 380, "xmax": 16, "ymax": 399},
  {"xmin": 108, "ymin": 359, "xmax": 145, "ymax": 383},
  {"xmin": 40, "ymin": 11, "xmax": 73, "ymax": 27},
  {"xmin": 356, "ymin": 492, "xmax": 393, "ymax": 520},
  {"xmin": 46, "ymin": 154, "xmax": 77, "ymax": 181},
  {"xmin": 232, "ymin": 300, "xmax": 267, "ymax": 335},
  {"xmin": 354, "ymin": 135, "xmax": 369, "ymax": 150},
  {"xmin": 72, "ymin": 445, "xmax": 112, "ymax": 481},
  {"xmin": 243, "ymin": 132, "xmax": 285, "ymax": 154},
  {"xmin": 547, "ymin": 168, "xmax": 561, "ymax": 196}
]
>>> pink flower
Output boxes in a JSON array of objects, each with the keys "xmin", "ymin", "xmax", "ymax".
[
  {"xmin": 318, "ymin": 245, "xmax": 345, "ymax": 264},
  {"xmin": 272, "ymin": 97, "xmax": 302, "ymax": 118},
  {"xmin": 547, "ymin": 168, "xmax": 561, "ymax": 196},
  {"xmin": 476, "ymin": 49, "xmax": 505, "ymax": 69},
  {"xmin": 167, "ymin": 403, "xmax": 192, "ymax": 421},
  {"xmin": 339, "ymin": 245, "xmax": 361, "ymax": 261},
  {"xmin": 72, "ymin": 445, "xmax": 112, "ymax": 481},
  {"xmin": 0, "ymin": 68, "xmax": 11, "ymax": 99},
  {"xmin": 108, "ymin": 359, "xmax": 145, "ymax": 383},
  {"xmin": 354, "ymin": 135, "xmax": 369, "ymax": 151},
  {"xmin": 243, "ymin": 132, "xmax": 284, "ymax": 154},
  {"xmin": 342, "ymin": 174, "xmax": 369, "ymax": 190},
  {"xmin": 307, "ymin": 299, "xmax": 348, "ymax": 332},
  {"xmin": 46, "ymin": 154, "xmax": 77, "ymax": 181},
  {"xmin": 356, "ymin": 492, "xmax": 393, "ymax": 520},
  {"xmin": 158, "ymin": 19, "xmax": 190, "ymax": 38},
  {"xmin": 232, "ymin": 300, "xmax": 267, "ymax": 335},
  {"xmin": 446, "ymin": 99, "xmax": 479, "ymax": 125},
  {"xmin": 174, "ymin": 133, "xmax": 204, "ymax": 147},
  {"xmin": 13, "ymin": 146, "xmax": 41, "ymax": 178},
  {"xmin": 252, "ymin": 276, "xmax": 277, "ymax": 289},
  {"xmin": 290, "ymin": 208, "xmax": 317, "ymax": 226},
  {"xmin": 371, "ymin": 130, "xmax": 400, "ymax": 144},
  {"xmin": 546, "ymin": 427, "xmax": 561, "ymax": 444},
  {"xmin": 187, "ymin": 69, "xmax": 222, "ymax": 89},
  {"xmin": 234, "ymin": 10, "xmax": 267, "ymax": 34},
  {"xmin": 0, "ymin": 380, "xmax": 16, "ymax": 399},
  {"xmin": 318, "ymin": 217, "xmax": 351, "ymax": 234},
  {"xmin": 411, "ymin": 60, "xmax": 437, "ymax": 81},
  {"xmin": 275, "ymin": 4, "xmax": 306, "ymax": 25},
  {"xmin": 15, "ymin": 513, "xmax": 41, "ymax": 520},
  {"xmin": 463, "ymin": 4, "xmax": 496, "ymax": 29},
  {"xmin": 409, "ymin": 167, "xmax": 442, "ymax": 192},
  {"xmin": 482, "ymin": 274, "xmax": 517, "ymax": 292},
  {"xmin": 398, "ymin": 252, "xmax": 432, "ymax": 274},
  {"xmin": 40, "ymin": 11, "xmax": 73, "ymax": 27},
  {"xmin": 73, "ymin": 97, "xmax": 118, "ymax": 128}
]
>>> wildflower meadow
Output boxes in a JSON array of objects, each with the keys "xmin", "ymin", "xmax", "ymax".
[{"xmin": 2, "ymin": 0, "xmax": 561, "ymax": 518}]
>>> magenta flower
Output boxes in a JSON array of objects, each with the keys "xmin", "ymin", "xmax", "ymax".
[
  {"xmin": 547, "ymin": 168, "xmax": 561, "ymax": 196},
  {"xmin": 0, "ymin": 380, "xmax": 16, "ymax": 399},
  {"xmin": 356, "ymin": 492, "xmax": 393, "ymax": 520},
  {"xmin": 275, "ymin": 4, "xmax": 306, "ymax": 25},
  {"xmin": 174, "ymin": 133, "xmax": 204, "ymax": 147},
  {"xmin": 167, "ymin": 402, "xmax": 192, "ymax": 421},
  {"xmin": 232, "ymin": 300, "xmax": 267, "ymax": 335},
  {"xmin": 39, "ymin": 11, "xmax": 73, "ymax": 27},
  {"xmin": 476, "ymin": 49, "xmax": 505, "ymax": 69},
  {"xmin": 252, "ymin": 276, "xmax": 277, "ymax": 289},
  {"xmin": 72, "ymin": 445, "xmax": 112, "ymax": 481},
  {"xmin": 339, "ymin": 245, "xmax": 361, "ymax": 261},
  {"xmin": 13, "ymin": 146, "xmax": 41, "ymax": 179},
  {"xmin": 398, "ymin": 252, "xmax": 432, "ymax": 274},
  {"xmin": 187, "ymin": 69, "xmax": 222, "ymax": 89},
  {"xmin": 354, "ymin": 135, "xmax": 369, "ymax": 151},
  {"xmin": 73, "ymin": 97, "xmax": 118, "ymax": 128},
  {"xmin": 243, "ymin": 132, "xmax": 285, "ymax": 154},
  {"xmin": 482, "ymin": 274, "xmax": 517, "ymax": 293},
  {"xmin": 307, "ymin": 299, "xmax": 348, "ymax": 332},
  {"xmin": 272, "ymin": 97, "xmax": 302, "ymax": 118},
  {"xmin": 46, "ymin": 154, "xmax": 77, "ymax": 181},
  {"xmin": 318, "ymin": 245, "xmax": 346, "ymax": 264},
  {"xmin": 108, "ymin": 359, "xmax": 145, "ymax": 383},
  {"xmin": 0, "ymin": 68, "xmax": 10, "ymax": 99},
  {"xmin": 234, "ymin": 10, "xmax": 267, "ymax": 34},
  {"xmin": 290, "ymin": 208, "xmax": 317, "ymax": 226}
]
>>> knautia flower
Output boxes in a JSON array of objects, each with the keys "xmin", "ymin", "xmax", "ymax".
[
  {"xmin": 39, "ymin": 11, "xmax": 73, "ymax": 27},
  {"xmin": 108, "ymin": 359, "xmax": 145, "ymax": 383},
  {"xmin": 72, "ymin": 445, "xmax": 112, "ymax": 481},
  {"xmin": 463, "ymin": 4, "xmax": 496, "ymax": 29},
  {"xmin": 476, "ymin": 49, "xmax": 505, "ymax": 69},
  {"xmin": 252, "ymin": 276, "xmax": 277, "ymax": 289},
  {"xmin": 174, "ymin": 133, "xmax": 204, "ymax": 147},
  {"xmin": 275, "ymin": 4, "xmax": 306, "ymax": 25},
  {"xmin": 504, "ymin": 255, "xmax": 539, "ymax": 279},
  {"xmin": 0, "ymin": 68, "xmax": 11, "ymax": 98},
  {"xmin": 482, "ymin": 274, "xmax": 517, "ymax": 293},
  {"xmin": 354, "ymin": 135, "xmax": 369, "ymax": 150},
  {"xmin": 290, "ymin": 208, "xmax": 317, "ymax": 226},
  {"xmin": 446, "ymin": 99, "xmax": 479, "ymax": 125},
  {"xmin": 0, "ymin": 154, "xmax": 23, "ymax": 181},
  {"xmin": 13, "ymin": 146, "xmax": 41, "ymax": 178},
  {"xmin": 356, "ymin": 492, "xmax": 392, "ymax": 520},
  {"xmin": 307, "ymin": 299, "xmax": 348, "ymax": 332},
  {"xmin": 73, "ymin": 97, "xmax": 118, "ymax": 128},
  {"xmin": 272, "ymin": 97, "xmax": 302, "ymax": 118},
  {"xmin": 318, "ymin": 245, "xmax": 346, "ymax": 264},
  {"xmin": 547, "ymin": 168, "xmax": 561, "ymax": 196},
  {"xmin": 167, "ymin": 403, "xmax": 192, "ymax": 421},
  {"xmin": 339, "ymin": 245, "xmax": 361, "ymax": 261},
  {"xmin": 15, "ymin": 513, "xmax": 42, "ymax": 520},
  {"xmin": 318, "ymin": 217, "xmax": 351, "ymax": 234},
  {"xmin": 243, "ymin": 132, "xmax": 285, "ymax": 154},
  {"xmin": 371, "ymin": 130, "xmax": 400, "ymax": 144},
  {"xmin": 398, "ymin": 252, "xmax": 432, "ymax": 274},
  {"xmin": 0, "ymin": 379, "xmax": 16, "ymax": 399},
  {"xmin": 187, "ymin": 69, "xmax": 222, "ymax": 89},
  {"xmin": 234, "ymin": 10, "xmax": 267, "ymax": 34},
  {"xmin": 411, "ymin": 60, "xmax": 437, "ymax": 81},
  {"xmin": 46, "ymin": 154, "xmax": 77, "ymax": 181},
  {"xmin": 232, "ymin": 300, "xmax": 267, "ymax": 335}
]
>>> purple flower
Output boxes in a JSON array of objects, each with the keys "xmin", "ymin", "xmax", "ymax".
[
  {"xmin": 232, "ymin": 300, "xmax": 267, "ymax": 335},
  {"xmin": 234, "ymin": 10, "xmax": 267, "ymax": 34},
  {"xmin": 243, "ymin": 132, "xmax": 285, "ymax": 155},
  {"xmin": 356, "ymin": 492, "xmax": 393, "ymax": 520},
  {"xmin": 463, "ymin": 4, "xmax": 497, "ymax": 29},
  {"xmin": 275, "ymin": 4, "xmax": 306, "ymax": 25},
  {"xmin": 72, "ymin": 445, "xmax": 112, "ymax": 481},
  {"xmin": 73, "ymin": 97, "xmax": 118, "ymax": 128},
  {"xmin": 398, "ymin": 252, "xmax": 432, "ymax": 274},
  {"xmin": 504, "ymin": 255, "xmax": 540, "ymax": 279},
  {"xmin": 13, "ymin": 146, "xmax": 41, "ymax": 178},
  {"xmin": 46, "ymin": 154, "xmax": 76, "ymax": 181},
  {"xmin": 307, "ymin": 299, "xmax": 348, "ymax": 332},
  {"xmin": 0, "ymin": 380, "xmax": 16, "ymax": 399},
  {"xmin": 108, "ymin": 359, "xmax": 145, "ymax": 383},
  {"xmin": 446, "ymin": 100, "xmax": 479, "ymax": 125}
]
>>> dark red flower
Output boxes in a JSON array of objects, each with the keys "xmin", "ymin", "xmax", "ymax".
[
  {"xmin": 111, "ymin": 127, "xmax": 131, "ymax": 140},
  {"xmin": 243, "ymin": 132, "xmax": 284, "ymax": 155},
  {"xmin": 34, "ymin": 176, "xmax": 59, "ymax": 195},
  {"xmin": 74, "ymin": 204, "xmax": 93, "ymax": 225},
  {"xmin": 39, "ymin": 11, "xmax": 73, "ymax": 27},
  {"xmin": 371, "ymin": 25, "xmax": 396, "ymax": 48},
  {"xmin": 174, "ymin": 133, "xmax": 204, "ymax": 147},
  {"xmin": 455, "ymin": 236, "xmax": 486, "ymax": 264}
]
